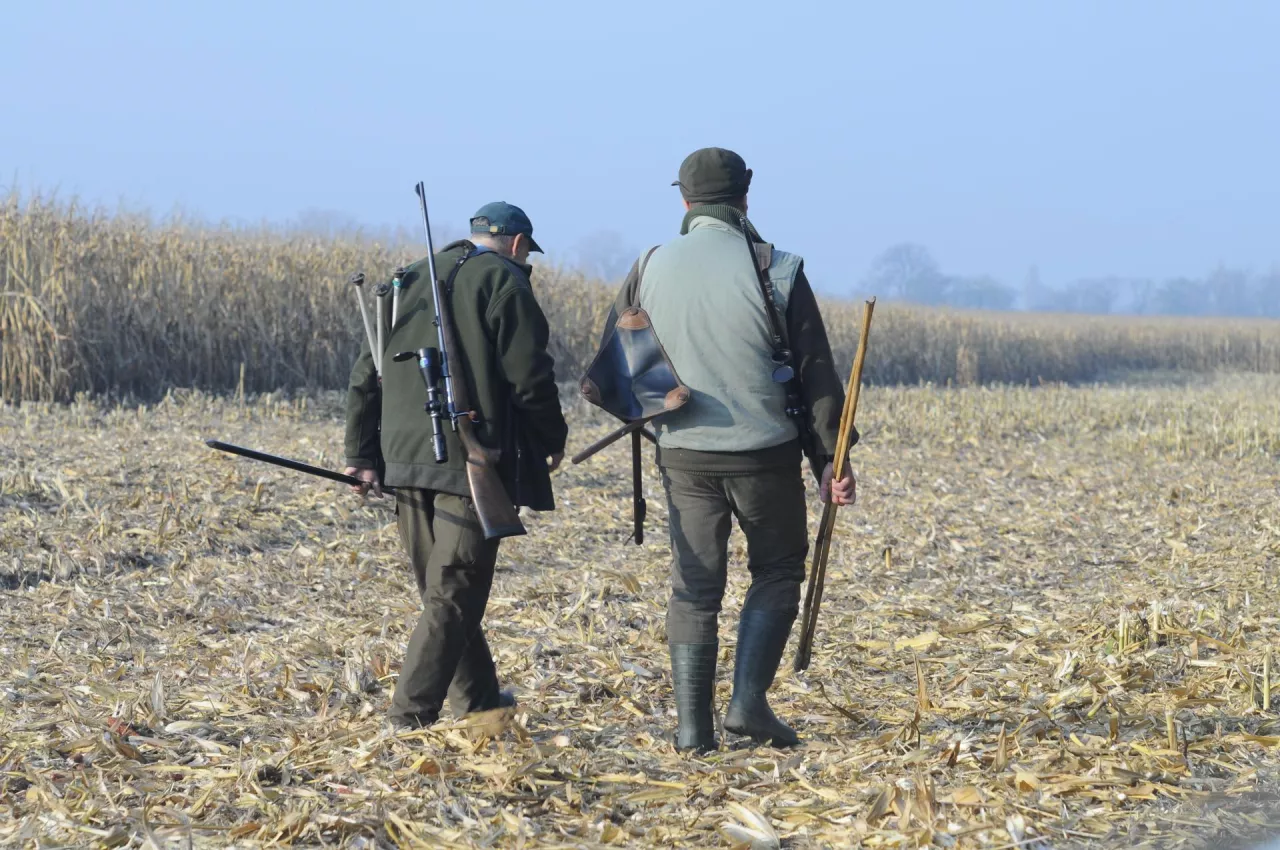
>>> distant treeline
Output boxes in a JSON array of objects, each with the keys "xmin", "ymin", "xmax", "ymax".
[
  {"xmin": 864, "ymin": 243, "xmax": 1280, "ymax": 317},
  {"xmin": 4, "ymin": 195, "xmax": 1280, "ymax": 404}
]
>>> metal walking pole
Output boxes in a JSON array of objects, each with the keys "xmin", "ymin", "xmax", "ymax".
[
  {"xmin": 631, "ymin": 429, "xmax": 646, "ymax": 545},
  {"xmin": 349, "ymin": 273, "xmax": 380, "ymax": 378},
  {"xmin": 390, "ymin": 266, "xmax": 407, "ymax": 328},
  {"xmin": 374, "ymin": 281, "xmax": 391, "ymax": 378}
]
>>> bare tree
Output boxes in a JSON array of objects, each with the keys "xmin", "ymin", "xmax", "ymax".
[
  {"xmin": 866, "ymin": 243, "xmax": 947, "ymax": 304},
  {"xmin": 575, "ymin": 230, "xmax": 637, "ymax": 282}
]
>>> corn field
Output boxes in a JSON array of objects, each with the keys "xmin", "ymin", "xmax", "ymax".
[{"xmin": 4, "ymin": 193, "xmax": 1280, "ymax": 404}]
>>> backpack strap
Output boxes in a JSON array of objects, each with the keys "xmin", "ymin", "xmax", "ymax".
[
  {"xmin": 637, "ymin": 245, "xmax": 659, "ymax": 282},
  {"xmin": 754, "ymin": 242, "xmax": 773, "ymax": 275},
  {"xmin": 630, "ymin": 245, "xmax": 660, "ymax": 309}
]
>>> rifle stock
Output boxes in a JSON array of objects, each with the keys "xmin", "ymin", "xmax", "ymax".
[{"xmin": 457, "ymin": 423, "xmax": 526, "ymax": 539}]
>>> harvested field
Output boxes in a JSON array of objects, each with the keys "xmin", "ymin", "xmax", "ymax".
[{"xmin": 2, "ymin": 377, "xmax": 1280, "ymax": 848}]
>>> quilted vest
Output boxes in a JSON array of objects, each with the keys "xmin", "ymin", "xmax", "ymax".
[{"xmin": 636, "ymin": 216, "xmax": 804, "ymax": 452}]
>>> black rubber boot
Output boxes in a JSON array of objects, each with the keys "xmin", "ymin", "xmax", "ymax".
[
  {"xmin": 724, "ymin": 610, "xmax": 800, "ymax": 747},
  {"xmin": 669, "ymin": 642, "xmax": 718, "ymax": 752}
]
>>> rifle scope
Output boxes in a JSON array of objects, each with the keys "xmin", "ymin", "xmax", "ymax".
[{"xmin": 394, "ymin": 348, "xmax": 448, "ymax": 463}]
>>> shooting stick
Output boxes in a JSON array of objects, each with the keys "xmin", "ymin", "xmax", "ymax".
[
  {"xmin": 375, "ymin": 282, "xmax": 390, "ymax": 378},
  {"xmin": 793, "ymin": 297, "xmax": 875, "ymax": 672},
  {"xmin": 349, "ymin": 273, "xmax": 380, "ymax": 379}
]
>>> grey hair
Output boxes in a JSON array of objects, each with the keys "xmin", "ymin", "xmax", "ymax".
[
  {"xmin": 471, "ymin": 232, "xmax": 517, "ymax": 255},
  {"xmin": 470, "ymin": 217, "xmax": 518, "ymax": 256}
]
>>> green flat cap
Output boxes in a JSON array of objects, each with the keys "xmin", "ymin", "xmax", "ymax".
[
  {"xmin": 672, "ymin": 147, "xmax": 753, "ymax": 204},
  {"xmin": 470, "ymin": 201, "xmax": 543, "ymax": 253}
]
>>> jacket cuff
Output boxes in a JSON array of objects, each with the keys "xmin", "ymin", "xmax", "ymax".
[{"xmin": 806, "ymin": 425, "xmax": 859, "ymax": 471}]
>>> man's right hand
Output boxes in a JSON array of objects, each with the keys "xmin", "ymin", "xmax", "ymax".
[
  {"xmin": 819, "ymin": 461, "xmax": 856, "ymax": 506},
  {"xmin": 344, "ymin": 466, "xmax": 383, "ymax": 498}
]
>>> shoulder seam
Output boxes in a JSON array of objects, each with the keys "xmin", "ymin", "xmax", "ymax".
[{"xmin": 483, "ymin": 280, "xmax": 531, "ymax": 322}]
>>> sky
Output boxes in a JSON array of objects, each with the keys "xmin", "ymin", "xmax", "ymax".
[{"xmin": 4, "ymin": 0, "xmax": 1279, "ymax": 295}]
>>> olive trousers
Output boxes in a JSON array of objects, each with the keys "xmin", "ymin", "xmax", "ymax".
[
  {"xmin": 388, "ymin": 489, "xmax": 504, "ymax": 726},
  {"xmin": 660, "ymin": 465, "xmax": 810, "ymax": 644}
]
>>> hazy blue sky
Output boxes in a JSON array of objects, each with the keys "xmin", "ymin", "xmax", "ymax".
[{"xmin": 4, "ymin": 1, "xmax": 1278, "ymax": 295}]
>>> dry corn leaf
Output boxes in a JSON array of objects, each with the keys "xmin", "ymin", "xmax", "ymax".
[
  {"xmin": 1015, "ymin": 770, "xmax": 1041, "ymax": 792},
  {"xmin": 895, "ymin": 631, "xmax": 941, "ymax": 652},
  {"xmin": 1243, "ymin": 734, "xmax": 1280, "ymax": 748},
  {"xmin": 941, "ymin": 785, "xmax": 986, "ymax": 807},
  {"xmin": 721, "ymin": 802, "xmax": 780, "ymax": 850}
]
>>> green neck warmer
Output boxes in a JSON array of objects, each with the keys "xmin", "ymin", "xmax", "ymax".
[{"xmin": 680, "ymin": 204, "xmax": 764, "ymax": 243}]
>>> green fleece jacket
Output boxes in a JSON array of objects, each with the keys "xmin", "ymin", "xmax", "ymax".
[{"xmin": 345, "ymin": 241, "xmax": 568, "ymax": 504}]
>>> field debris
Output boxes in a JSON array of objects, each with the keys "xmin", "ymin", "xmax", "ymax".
[{"xmin": 2, "ymin": 379, "xmax": 1280, "ymax": 848}]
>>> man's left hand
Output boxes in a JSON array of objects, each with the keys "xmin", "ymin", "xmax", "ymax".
[
  {"xmin": 547, "ymin": 453, "xmax": 564, "ymax": 473},
  {"xmin": 820, "ymin": 461, "xmax": 856, "ymax": 506}
]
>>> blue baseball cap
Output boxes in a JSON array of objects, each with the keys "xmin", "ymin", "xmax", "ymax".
[{"xmin": 470, "ymin": 201, "xmax": 543, "ymax": 253}]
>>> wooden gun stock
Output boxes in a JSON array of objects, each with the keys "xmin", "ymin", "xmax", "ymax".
[{"xmin": 458, "ymin": 422, "xmax": 526, "ymax": 540}]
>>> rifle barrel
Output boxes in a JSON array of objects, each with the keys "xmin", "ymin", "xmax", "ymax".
[
  {"xmin": 415, "ymin": 182, "xmax": 457, "ymax": 422},
  {"xmin": 410, "ymin": 181, "xmax": 525, "ymax": 540}
]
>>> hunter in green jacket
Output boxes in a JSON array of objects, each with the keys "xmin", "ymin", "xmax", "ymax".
[{"xmin": 343, "ymin": 201, "xmax": 568, "ymax": 729}]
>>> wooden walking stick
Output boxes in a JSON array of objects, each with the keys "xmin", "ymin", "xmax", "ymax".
[{"xmin": 794, "ymin": 297, "xmax": 876, "ymax": 672}]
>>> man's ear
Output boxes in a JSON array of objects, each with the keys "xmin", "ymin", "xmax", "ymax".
[{"xmin": 683, "ymin": 200, "xmax": 692, "ymax": 211}]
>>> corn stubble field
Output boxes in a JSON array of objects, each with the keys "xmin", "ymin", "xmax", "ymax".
[{"xmin": 3, "ymin": 199, "xmax": 1280, "ymax": 849}]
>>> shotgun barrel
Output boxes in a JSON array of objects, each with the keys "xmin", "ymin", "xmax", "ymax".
[{"xmin": 206, "ymin": 440, "xmax": 397, "ymax": 494}]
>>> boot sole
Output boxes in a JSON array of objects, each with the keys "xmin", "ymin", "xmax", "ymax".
[{"xmin": 725, "ymin": 728, "xmax": 800, "ymax": 747}]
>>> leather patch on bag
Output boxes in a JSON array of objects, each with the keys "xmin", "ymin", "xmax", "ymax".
[
  {"xmin": 578, "ymin": 307, "xmax": 689, "ymax": 422},
  {"xmin": 617, "ymin": 308, "xmax": 651, "ymax": 330}
]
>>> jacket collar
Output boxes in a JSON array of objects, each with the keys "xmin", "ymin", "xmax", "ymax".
[
  {"xmin": 441, "ymin": 239, "xmax": 533, "ymax": 276},
  {"xmin": 680, "ymin": 203, "xmax": 764, "ymax": 242}
]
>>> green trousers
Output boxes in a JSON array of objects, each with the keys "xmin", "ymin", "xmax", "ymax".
[
  {"xmin": 660, "ymin": 465, "xmax": 810, "ymax": 645},
  {"xmin": 389, "ymin": 489, "xmax": 503, "ymax": 725}
]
